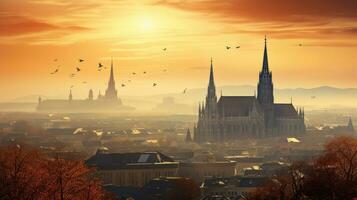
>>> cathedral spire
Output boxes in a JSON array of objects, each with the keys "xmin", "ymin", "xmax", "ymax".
[
  {"xmin": 109, "ymin": 57, "xmax": 115, "ymax": 84},
  {"xmin": 209, "ymin": 57, "xmax": 215, "ymax": 88},
  {"xmin": 105, "ymin": 58, "xmax": 119, "ymax": 101},
  {"xmin": 262, "ymin": 35, "xmax": 269, "ymax": 73},
  {"xmin": 257, "ymin": 36, "xmax": 274, "ymax": 105}
]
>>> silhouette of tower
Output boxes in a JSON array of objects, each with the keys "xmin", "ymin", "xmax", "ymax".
[
  {"xmin": 257, "ymin": 36, "xmax": 274, "ymax": 105},
  {"xmin": 88, "ymin": 89, "xmax": 94, "ymax": 101},
  {"xmin": 185, "ymin": 128, "xmax": 192, "ymax": 142},
  {"xmin": 205, "ymin": 58, "xmax": 218, "ymax": 118},
  {"xmin": 348, "ymin": 117, "xmax": 354, "ymax": 132},
  {"xmin": 105, "ymin": 58, "xmax": 118, "ymax": 100},
  {"xmin": 68, "ymin": 90, "xmax": 73, "ymax": 101}
]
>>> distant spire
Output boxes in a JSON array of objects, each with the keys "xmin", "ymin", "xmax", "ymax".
[
  {"xmin": 209, "ymin": 57, "xmax": 215, "ymax": 88},
  {"xmin": 69, "ymin": 89, "xmax": 73, "ymax": 101},
  {"xmin": 348, "ymin": 117, "xmax": 354, "ymax": 131},
  {"xmin": 185, "ymin": 128, "xmax": 192, "ymax": 142},
  {"xmin": 105, "ymin": 57, "xmax": 118, "ymax": 100},
  {"xmin": 198, "ymin": 102, "xmax": 201, "ymax": 117},
  {"xmin": 262, "ymin": 35, "xmax": 269, "ymax": 73},
  {"xmin": 109, "ymin": 57, "xmax": 115, "ymax": 84},
  {"xmin": 88, "ymin": 89, "xmax": 93, "ymax": 100}
]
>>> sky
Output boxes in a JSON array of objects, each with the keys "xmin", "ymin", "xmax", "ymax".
[{"xmin": 1, "ymin": 0, "xmax": 357, "ymax": 101}]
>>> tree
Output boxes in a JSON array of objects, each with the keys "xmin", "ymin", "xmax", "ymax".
[
  {"xmin": 0, "ymin": 144, "xmax": 109, "ymax": 200},
  {"xmin": 248, "ymin": 136, "xmax": 357, "ymax": 200},
  {"xmin": 0, "ymin": 144, "xmax": 48, "ymax": 200}
]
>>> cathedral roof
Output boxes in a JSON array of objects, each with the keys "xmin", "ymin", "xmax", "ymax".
[
  {"xmin": 217, "ymin": 96, "xmax": 262, "ymax": 117},
  {"xmin": 273, "ymin": 104, "xmax": 299, "ymax": 119}
]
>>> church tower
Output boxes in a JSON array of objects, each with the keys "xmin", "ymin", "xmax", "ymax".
[
  {"xmin": 105, "ymin": 58, "xmax": 119, "ymax": 101},
  {"xmin": 205, "ymin": 58, "xmax": 218, "ymax": 118},
  {"xmin": 348, "ymin": 117, "xmax": 354, "ymax": 133},
  {"xmin": 68, "ymin": 90, "xmax": 73, "ymax": 101},
  {"xmin": 257, "ymin": 36, "xmax": 274, "ymax": 105},
  {"xmin": 88, "ymin": 89, "xmax": 94, "ymax": 101}
]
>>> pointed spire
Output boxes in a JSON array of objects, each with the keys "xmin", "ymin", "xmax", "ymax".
[
  {"xmin": 209, "ymin": 57, "xmax": 215, "ymax": 88},
  {"xmin": 262, "ymin": 35, "xmax": 269, "ymax": 73},
  {"xmin": 198, "ymin": 102, "xmax": 202, "ymax": 117},
  {"xmin": 69, "ymin": 89, "xmax": 73, "ymax": 101},
  {"xmin": 348, "ymin": 117, "xmax": 354, "ymax": 131},
  {"xmin": 109, "ymin": 57, "xmax": 115, "ymax": 84},
  {"xmin": 185, "ymin": 128, "xmax": 192, "ymax": 142},
  {"xmin": 88, "ymin": 89, "xmax": 93, "ymax": 100}
]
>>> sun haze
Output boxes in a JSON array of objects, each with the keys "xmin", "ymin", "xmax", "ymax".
[{"xmin": 1, "ymin": 0, "xmax": 357, "ymax": 101}]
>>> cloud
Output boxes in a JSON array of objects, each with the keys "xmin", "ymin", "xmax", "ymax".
[
  {"xmin": 157, "ymin": 0, "xmax": 357, "ymax": 23},
  {"xmin": 157, "ymin": 0, "xmax": 357, "ymax": 38},
  {"xmin": 0, "ymin": 15, "xmax": 90, "ymax": 38}
]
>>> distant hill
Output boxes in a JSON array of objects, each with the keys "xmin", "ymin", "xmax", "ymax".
[
  {"xmin": 5, "ymin": 85, "xmax": 357, "ymax": 112},
  {"xmin": 136, "ymin": 85, "xmax": 357, "ymax": 111}
]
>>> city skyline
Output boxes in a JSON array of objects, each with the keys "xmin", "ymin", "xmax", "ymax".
[{"xmin": 1, "ymin": 0, "xmax": 357, "ymax": 101}]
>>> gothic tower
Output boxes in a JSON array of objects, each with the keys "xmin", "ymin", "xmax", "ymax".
[
  {"xmin": 205, "ymin": 58, "xmax": 218, "ymax": 118},
  {"xmin": 257, "ymin": 37, "xmax": 275, "ymax": 135},
  {"xmin": 257, "ymin": 36, "xmax": 274, "ymax": 106},
  {"xmin": 105, "ymin": 58, "xmax": 119, "ymax": 101}
]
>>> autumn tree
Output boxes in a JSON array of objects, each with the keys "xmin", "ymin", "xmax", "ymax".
[
  {"xmin": 248, "ymin": 136, "xmax": 357, "ymax": 200},
  {"xmin": 0, "ymin": 144, "xmax": 110, "ymax": 200}
]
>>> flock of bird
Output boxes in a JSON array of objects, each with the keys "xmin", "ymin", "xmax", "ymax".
[
  {"xmin": 49, "ymin": 43, "xmax": 304, "ymax": 95},
  {"xmin": 49, "ymin": 50, "xmax": 173, "ymax": 92}
]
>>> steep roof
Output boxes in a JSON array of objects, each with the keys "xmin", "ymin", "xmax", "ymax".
[
  {"xmin": 86, "ymin": 152, "xmax": 177, "ymax": 170},
  {"xmin": 217, "ymin": 96, "xmax": 262, "ymax": 117},
  {"xmin": 274, "ymin": 104, "xmax": 298, "ymax": 119}
]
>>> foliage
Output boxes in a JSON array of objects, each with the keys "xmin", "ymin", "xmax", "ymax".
[
  {"xmin": 0, "ymin": 144, "xmax": 110, "ymax": 200},
  {"xmin": 247, "ymin": 136, "xmax": 357, "ymax": 200}
]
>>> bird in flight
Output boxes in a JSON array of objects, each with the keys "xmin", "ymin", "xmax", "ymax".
[
  {"xmin": 143, "ymin": 71, "xmax": 147, "ymax": 74},
  {"xmin": 153, "ymin": 83, "xmax": 157, "ymax": 87},
  {"xmin": 79, "ymin": 59, "xmax": 84, "ymax": 62},
  {"xmin": 121, "ymin": 84, "xmax": 126, "ymax": 87},
  {"xmin": 236, "ymin": 46, "xmax": 241, "ymax": 49},
  {"xmin": 50, "ymin": 69, "xmax": 59, "ymax": 74},
  {"xmin": 298, "ymin": 44, "xmax": 303, "ymax": 47},
  {"xmin": 162, "ymin": 48, "xmax": 167, "ymax": 51},
  {"xmin": 226, "ymin": 46, "xmax": 231, "ymax": 50},
  {"xmin": 76, "ymin": 67, "xmax": 81, "ymax": 72},
  {"xmin": 132, "ymin": 72, "xmax": 136, "ymax": 75},
  {"xmin": 98, "ymin": 63, "xmax": 103, "ymax": 68},
  {"xmin": 54, "ymin": 59, "xmax": 58, "ymax": 62},
  {"xmin": 183, "ymin": 88, "xmax": 187, "ymax": 94}
]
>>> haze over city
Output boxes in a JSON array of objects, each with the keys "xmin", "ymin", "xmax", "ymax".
[{"xmin": 1, "ymin": 1, "xmax": 357, "ymax": 200}]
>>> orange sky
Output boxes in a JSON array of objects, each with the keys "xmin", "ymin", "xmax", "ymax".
[{"xmin": 1, "ymin": 0, "xmax": 357, "ymax": 101}]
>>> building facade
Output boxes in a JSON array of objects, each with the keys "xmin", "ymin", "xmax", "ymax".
[
  {"xmin": 194, "ymin": 38, "xmax": 305, "ymax": 142},
  {"xmin": 86, "ymin": 151, "xmax": 179, "ymax": 187}
]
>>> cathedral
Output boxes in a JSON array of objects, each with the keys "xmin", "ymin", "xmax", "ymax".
[
  {"xmin": 194, "ymin": 38, "xmax": 305, "ymax": 142},
  {"xmin": 37, "ymin": 60, "xmax": 133, "ymax": 112}
]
